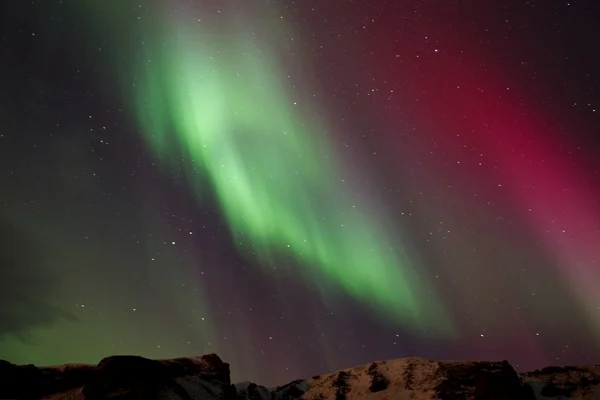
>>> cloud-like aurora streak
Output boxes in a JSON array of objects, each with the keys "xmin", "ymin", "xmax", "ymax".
[{"xmin": 132, "ymin": 10, "xmax": 454, "ymax": 336}]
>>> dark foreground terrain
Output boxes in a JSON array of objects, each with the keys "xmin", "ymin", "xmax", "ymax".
[{"xmin": 1, "ymin": 353, "xmax": 599, "ymax": 399}]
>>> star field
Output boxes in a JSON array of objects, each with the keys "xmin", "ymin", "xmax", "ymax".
[{"xmin": 1, "ymin": 0, "xmax": 600, "ymax": 387}]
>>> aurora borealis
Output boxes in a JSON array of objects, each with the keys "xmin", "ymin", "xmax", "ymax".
[
  {"xmin": 2, "ymin": 0, "xmax": 600, "ymax": 387},
  {"xmin": 132, "ymin": 3, "xmax": 452, "ymax": 335}
]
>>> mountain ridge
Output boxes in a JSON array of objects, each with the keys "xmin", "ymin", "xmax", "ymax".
[{"xmin": 1, "ymin": 353, "xmax": 599, "ymax": 399}]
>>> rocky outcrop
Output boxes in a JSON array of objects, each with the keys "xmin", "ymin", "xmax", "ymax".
[
  {"xmin": 522, "ymin": 365, "xmax": 600, "ymax": 399},
  {"xmin": 1, "ymin": 354, "xmax": 600, "ymax": 399}
]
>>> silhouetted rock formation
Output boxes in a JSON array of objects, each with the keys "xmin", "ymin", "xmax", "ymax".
[
  {"xmin": 1, "ymin": 354, "xmax": 599, "ymax": 399},
  {"xmin": 0, "ymin": 354, "xmax": 235, "ymax": 400}
]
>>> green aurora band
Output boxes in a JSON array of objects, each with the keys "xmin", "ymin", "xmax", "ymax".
[{"xmin": 128, "ymin": 10, "xmax": 454, "ymax": 337}]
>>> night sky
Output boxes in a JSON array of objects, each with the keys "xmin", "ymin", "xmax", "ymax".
[{"xmin": 1, "ymin": 0, "xmax": 600, "ymax": 387}]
